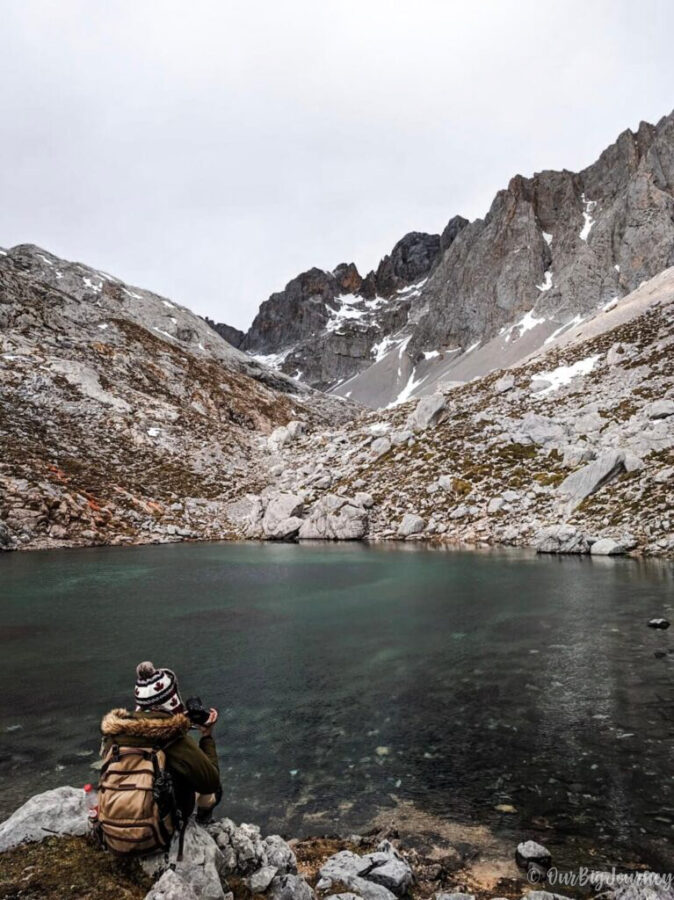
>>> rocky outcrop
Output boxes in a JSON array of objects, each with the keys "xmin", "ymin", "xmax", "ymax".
[
  {"xmin": 203, "ymin": 317, "xmax": 245, "ymax": 349},
  {"xmin": 0, "ymin": 244, "xmax": 355, "ymax": 552},
  {"xmin": 0, "ymin": 786, "xmax": 87, "ymax": 852},
  {"xmin": 317, "ymin": 844, "xmax": 413, "ymax": 899},
  {"xmin": 239, "ymin": 229, "xmax": 451, "ymax": 390},
  {"xmin": 298, "ymin": 493, "xmax": 369, "ymax": 540},
  {"xmin": 409, "ymin": 112, "xmax": 674, "ymax": 360},
  {"xmin": 255, "ymin": 268, "xmax": 674, "ymax": 558}
]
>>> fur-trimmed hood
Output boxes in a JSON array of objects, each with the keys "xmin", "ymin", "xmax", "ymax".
[{"xmin": 101, "ymin": 707, "xmax": 190, "ymax": 741}]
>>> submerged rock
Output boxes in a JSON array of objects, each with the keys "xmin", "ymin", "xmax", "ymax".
[
  {"xmin": 515, "ymin": 839, "xmax": 552, "ymax": 870},
  {"xmin": 648, "ymin": 618, "xmax": 670, "ymax": 629}
]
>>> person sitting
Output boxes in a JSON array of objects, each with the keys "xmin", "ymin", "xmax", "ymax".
[{"xmin": 100, "ymin": 661, "xmax": 221, "ymax": 828}]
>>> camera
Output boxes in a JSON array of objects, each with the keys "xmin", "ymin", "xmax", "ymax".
[{"xmin": 185, "ymin": 696, "xmax": 211, "ymax": 727}]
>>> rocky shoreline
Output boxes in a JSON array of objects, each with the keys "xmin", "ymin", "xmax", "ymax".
[{"xmin": 1, "ymin": 787, "xmax": 672, "ymax": 900}]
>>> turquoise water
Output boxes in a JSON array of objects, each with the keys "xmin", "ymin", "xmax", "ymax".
[{"xmin": 1, "ymin": 542, "xmax": 672, "ymax": 862}]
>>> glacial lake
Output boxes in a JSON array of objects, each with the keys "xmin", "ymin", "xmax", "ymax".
[{"xmin": 1, "ymin": 542, "xmax": 673, "ymax": 865}]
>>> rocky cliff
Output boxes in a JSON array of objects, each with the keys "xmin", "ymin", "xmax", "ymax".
[
  {"xmin": 0, "ymin": 244, "xmax": 353, "ymax": 552},
  {"xmin": 234, "ymin": 229, "xmax": 462, "ymax": 391},
  {"xmin": 228, "ymin": 268, "xmax": 674, "ymax": 558},
  {"xmin": 233, "ymin": 111, "xmax": 674, "ymax": 408}
]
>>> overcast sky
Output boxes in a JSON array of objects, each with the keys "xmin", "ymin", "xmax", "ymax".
[{"xmin": 1, "ymin": 1, "xmax": 673, "ymax": 330}]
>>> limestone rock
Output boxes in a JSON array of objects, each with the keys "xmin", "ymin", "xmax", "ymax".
[
  {"xmin": 141, "ymin": 822, "xmax": 226, "ymax": 900},
  {"xmin": 408, "ymin": 394, "xmax": 446, "ymax": 430},
  {"xmin": 590, "ymin": 537, "xmax": 626, "ymax": 556},
  {"xmin": 536, "ymin": 525, "xmax": 590, "ymax": 554},
  {"xmin": 397, "ymin": 513, "xmax": 425, "ymax": 537},
  {"xmin": 268, "ymin": 873, "xmax": 316, "ymax": 900},
  {"xmin": 645, "ymin": 399, "xmax": 674, "ymax": 419},
  {"xmin": 299, "ymin": 494, "xmax": 368, "ymax": 540},
  {"xmin": 0, "ymin": 786, "xmax": 87, "ymax": 852},
  {"xmin": 494, "ymin": 373, "xmax": 515, "ymax": 393},
  {"xmin": 249, "ymin": 865, "xmax": 279, "ymax": 893},
  {"xmin": 145, "ymin": 870, "xmax": 199, "ymax": 900},
  {"xmin": 557, "ymin": 451, "xmax": 625, "ymax": 505},
  {"xmin": 371, "ymin": 437, "xmax": 392, "ymax": 458},
  {"xmin": 262, "ymin": 494, "xmax": 304, "ymax": 540}
]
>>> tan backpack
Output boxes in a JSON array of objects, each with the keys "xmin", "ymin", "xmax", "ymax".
[{"xmin": 97, "ymin": 742, "xmax": 184, "ymax": 857}]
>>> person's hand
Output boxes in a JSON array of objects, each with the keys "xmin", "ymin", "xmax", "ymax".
[{"xmin": 198, "ymin": 708, "xmax": 218, "ymax": 737}]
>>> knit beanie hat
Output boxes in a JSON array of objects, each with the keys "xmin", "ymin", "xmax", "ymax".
[{"xmin": 134, "ymin": 661, "xmax": 184, "ymax": 714}]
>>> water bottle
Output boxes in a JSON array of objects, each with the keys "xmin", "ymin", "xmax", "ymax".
[{"xmin": 83, "ymin": 783, "xmax": 98, "ymax": 822}]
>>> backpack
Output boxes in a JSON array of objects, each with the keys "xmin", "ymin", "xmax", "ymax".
[{"xmin": 97, "ymin": 742, "xmax": 185, "ymax": 857}]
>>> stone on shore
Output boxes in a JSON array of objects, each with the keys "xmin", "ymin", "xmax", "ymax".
[
  {"xmin": 144, "ymin": 869, "xmax": 199, "ymax": 900},
  {"xmin": 262, "ymin": 493, "xmax": 304, "ymax": 540},
  {"xmin": 0, "ymin": 786, "xmax": 87, "ymax": 853},
  {"xmin": 268, "ymin": 873, "xmax": 316, "ymax": 900},
  {"xmin": 141, "ymin": 821, "xmax": 226, "ymax": 900},
  {"xmin": 590, "ymin": 538, "xmax": 627, "ymax": 556},
  {"xmin": 397, "ymin": 513, "xmax": 425, "ymax": 537},
  {"xmin": 249, "ymin": 865, "xmax": 279, "ymax": 893},
  {"xmin": 299, "ymin": 494, "xmax": 368, "ymax": 540},
  {"xmin": 535, "ymin": 525, "xmax": 590, "ymax": 554}
]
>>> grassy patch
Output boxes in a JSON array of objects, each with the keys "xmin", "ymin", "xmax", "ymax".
[{"xmin": 0, "ymin": 835, "xmax": 152, "ymax": 899}]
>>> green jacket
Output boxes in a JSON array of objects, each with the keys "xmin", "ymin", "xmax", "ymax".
[{"xmin": 100, "ymin": 708, "xmax": 221, "ymax": 816}]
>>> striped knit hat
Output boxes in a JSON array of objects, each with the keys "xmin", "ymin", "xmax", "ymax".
[{"xmin": 134, "ymin": 661, "xmax": 184, "ymax": 713}]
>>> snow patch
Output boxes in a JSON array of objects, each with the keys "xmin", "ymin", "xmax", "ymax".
[
  {"xmin": 533, "ymin": 354, "xmax": 601, "ymax": 395},
  {"xmin": 38, "ymin": 254, "xmax": 54, "ymax": 266},
  {"xmin": 372, "ymin": 334, "xmax": 403, "ymax": 362},
  {"xmin": 0, "ymin": 249, "xmax": 7, "ymax": 256},
  {"xmin": 543, "ymin": 314, "xmax": 584, "ymax": 345},
  {"xmin": 250, "ymin": 348, "xmax": 292, "ymax": 369},
  {"xmin": 464, "ymin": 340, "xmax": 481, "ymax": 354},
  {"xmin": 536, "ymin": 271, "xmax": 553, "ymax": 292},
  {"xmin": 579, "ymin": 194, "xmax": 596, "ymax": 241},
  {"xmin": 98, "ymin": 323, "xmax": 109, "ymax": 330},
  {"xmin": 162, "ymin": 300, "xmax": 174, "ymax": 308},
  {"xmin": 542, "ymin": 231, "xmax": 553, "ymax": 246},
  {"xmin": 369, "ymin": 422, "xmax": 390, "ymax": 435},
  {"xmin": 602, "ymin": 296, "xmax": 619, "ymax": 312},
  {"xmin": 504, "ymin": 309, "xmax": 546, "ymax": 343},
  {"xmin": 147, "ymin": 427, "xmax": 160, "ymax": 437},
  {"xmin": 423, "ymin": 350, "xmax": 440, "ymax": 360},
  {"xmin": 82, "ymin": 276, "xmax": 103, "ymax": 294},
  {"xmin": 387, "ymin": 366, "xmax": 428, "ymax": 407},
  {"xmin": 123, "ymin": 288, "xmax": 142, "ymax": 300}
]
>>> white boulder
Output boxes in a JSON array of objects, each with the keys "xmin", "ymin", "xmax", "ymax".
[
  {"xmin": 590, "ymin": 538, "xmax": 627, "ymax": 556},
  {"xmin": 262, "ymin": 493, "xmax": 304, "ymax": 540},
  {"xmin": 408, "ymin": 394, "xmax": 446, "ymax": 430},
  {"xmin": 397, "ymin": 514, "xmax": 425, "ymax": 537},
  {"xmin": 0, "ymin": 786, "xmax": 87, "ymax": 852},
  {"xmin": 557, "ymin": 451, "xmax": 625, "ymax": 505},
  {"xmin": 299, "ymin": 495, "xmax": 368, "ymax": 540}
]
